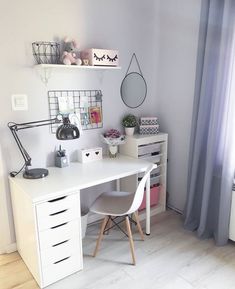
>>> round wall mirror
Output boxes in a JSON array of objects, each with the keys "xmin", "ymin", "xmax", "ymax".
[{"xmin": 120, "ymin": 72, "xmax": 147, "ymax": 108}]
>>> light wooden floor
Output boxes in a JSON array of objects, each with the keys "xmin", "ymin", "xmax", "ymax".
[{"xmin": 1, "ymin": 210, "xmax": 235, "ymax": 289}]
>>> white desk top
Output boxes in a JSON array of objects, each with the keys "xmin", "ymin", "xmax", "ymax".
[{"xmin": 9, "ymin": 155, "xmax": 152, "ymax": 204}]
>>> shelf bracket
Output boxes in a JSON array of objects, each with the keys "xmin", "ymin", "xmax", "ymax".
[{"xmin": 35, "ymin": 67, "xmax": 52, "ymax": 86}]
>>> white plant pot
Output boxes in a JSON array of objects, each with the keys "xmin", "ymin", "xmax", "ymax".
[{"xmin": 125, "ymin": 127, "xmax": 135, "ymax": 136}]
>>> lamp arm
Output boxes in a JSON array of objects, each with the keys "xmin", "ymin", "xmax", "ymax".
[
  {"xmin": 8, "ymin": 117, "xmax": 60, "ymax": 169},
  {"xmin": 10, "ymin": 127, "xmax": 32, "ymax": 166}
]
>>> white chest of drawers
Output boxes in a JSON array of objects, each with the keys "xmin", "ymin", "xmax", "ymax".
[
  {"xmin": 9, "ymin": 182, "xmax": 83, "ymax": 288},
  {"xmin": 120, "ymin": 133, "xmax": 168, "ymax": 218}
]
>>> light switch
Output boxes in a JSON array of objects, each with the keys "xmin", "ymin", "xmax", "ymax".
[{"xmin": 12, "ymin": 94, "xmax": 28, "ymax": 111}]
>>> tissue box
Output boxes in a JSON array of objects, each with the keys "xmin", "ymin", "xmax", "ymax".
[
  {"xmin": 80, "ymin": 49, "xmax": 119, "ymax": 66},
  {"xmin": 139, "ymin": 125, "xmax": 159, "ymax": 135},
  {"xmin": 78, "ymin": 147, "xmax": 102, "ymax": 163}
]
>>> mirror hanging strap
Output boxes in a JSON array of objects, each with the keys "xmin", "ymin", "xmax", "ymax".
[{"xmin": 125, "ymin": 53, "xmax": 143, "ymax": 76}]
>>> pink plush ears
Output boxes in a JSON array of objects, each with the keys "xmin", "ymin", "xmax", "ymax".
[
  {"xmin": 64, "ymin": 36, "xmax": 70, "ymax": 43},
  {"xmin": 72, "ymin": 39, "xmax": 79, "ymax": 49},
  {"xmin": 63, "ymin": 37, "xmax": 79, "ymax": 48}
]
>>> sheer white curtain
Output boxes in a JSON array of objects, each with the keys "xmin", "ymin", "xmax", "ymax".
[{"xmin": 184, "ymin": 0, "xmax": 235, "ymax": 245}]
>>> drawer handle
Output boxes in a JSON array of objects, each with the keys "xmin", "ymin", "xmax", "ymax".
[
  {"xmin": 48, "ymin": 196, "xmax": 67, "ymax": 203},
  {"xmin": 52, "ymin": 239, "xmax": 69, "ymax": 247},
  {"xmin": 54, "ymin": 256, "xmax": 70, "ymax": 264},
  {"xmin": 50, "ymin": 222, "xmax": 68, "ymax": 229},
  {"xmin": 50, "ymin": 209, "xmax": 68, "ymax": 216}
]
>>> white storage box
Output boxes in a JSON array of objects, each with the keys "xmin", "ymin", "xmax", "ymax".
[
  {"xmin": 80, "ymin": 49, "xmax": 119, "ymax": 66},
  {"xmin": 78, "ymin": 147, "xmax": 102, "ymax": 163}
]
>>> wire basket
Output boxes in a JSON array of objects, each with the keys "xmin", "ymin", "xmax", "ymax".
[{"xmin": 32, "ymin": 42, "xmax": 60, "ymax": 64}]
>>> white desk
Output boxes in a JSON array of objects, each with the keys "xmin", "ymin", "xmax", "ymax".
[{"xmin": 9, "ymin": 155, "xmax": 153, "ymax": 288}]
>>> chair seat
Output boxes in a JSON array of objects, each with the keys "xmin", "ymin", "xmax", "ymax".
[{"xmin": 90, "ymin": 191, "xmax": 135, "ymax": 216}]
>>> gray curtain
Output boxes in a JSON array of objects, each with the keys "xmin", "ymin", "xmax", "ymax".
[{"xmin": 184, "ymin": 0, "xmax": 235, "ymax": 245}]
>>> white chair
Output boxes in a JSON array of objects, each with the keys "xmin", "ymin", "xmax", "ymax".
[{"xmin": 90, "ymin": 164, "xmax": 155, "ymax": 265}]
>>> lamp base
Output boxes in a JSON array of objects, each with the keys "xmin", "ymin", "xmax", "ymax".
[{"xmin": 23, "ymin": 168, "xmax": 49, "ymax": 179}]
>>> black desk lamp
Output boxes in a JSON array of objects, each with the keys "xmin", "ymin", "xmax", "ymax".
[{"xmin": 8, "ymin": 115, "xmax": 80, "ymax": 179}]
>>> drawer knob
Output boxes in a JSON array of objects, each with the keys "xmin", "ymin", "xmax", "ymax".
[
  {"xmin": 49, "ymin": 209, "xmax": 68, "ymax": 216},
  {"xmin": 54, "ymin": 256, "xmax": 70, "ymax": 264},
  {"xmin": 48, "ymin": 196, "xmax": 67, "ymax": 203},
  {"xmin": 50, "ymin": 222, "xmax": 68, "ymax": 229},
  {"xmin": 52, "ymin": 239, "xmax": 69, "ymax": 247}
]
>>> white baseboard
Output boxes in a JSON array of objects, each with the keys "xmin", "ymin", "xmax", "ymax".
[
  {"xmin": 167, "ymin": 205, "xmax": 183, "ymax": 214},
  {"xmin": 0, "ymin": 243, "xmax": 17, "ymax": 254}
]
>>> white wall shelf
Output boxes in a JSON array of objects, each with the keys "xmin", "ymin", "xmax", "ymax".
[{"xmin": 34, "ymin": 64, "xmax": 121, "ymax": 84}]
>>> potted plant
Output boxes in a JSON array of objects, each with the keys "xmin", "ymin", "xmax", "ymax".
[
  {"xmin": 122, "ymin": 114, "xmax": 137, "ymax": 136},
  {"xmin": 101, "ymin": 129, "xmax": 125, "ymax": 158}
]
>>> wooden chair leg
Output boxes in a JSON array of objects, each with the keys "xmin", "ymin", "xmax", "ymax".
[
  {"xmin": 93, "ymin": 216, "xmax": 109, "ymax": 257},
  {"xmin": 125, "ymin": 216, "xmax": 136, "ymax": 265},
  {"xmin": 104, "ymin": 217, "xmax": 112, "ymax": 235},
  {"xmin": 134, "ymin": 211, "xmax": 145, "ymax": 241}
]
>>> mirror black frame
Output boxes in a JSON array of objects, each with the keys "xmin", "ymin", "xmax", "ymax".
[{"xmin": 120, "ymin": 71, "xmax": 147, "ymax": 109}]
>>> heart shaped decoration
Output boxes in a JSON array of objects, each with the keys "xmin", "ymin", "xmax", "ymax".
[
  {"xmin": 86, "ymin": 153, "xmax": 90, "ymax": 157},
  {"xmin": 95, "ymin": 151, "xmax": 99, "ymax": 155}
]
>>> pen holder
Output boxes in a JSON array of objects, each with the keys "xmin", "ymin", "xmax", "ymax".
[{"xmin": 55, "ymin": 155, "xmax": 69, "ymax": 168}]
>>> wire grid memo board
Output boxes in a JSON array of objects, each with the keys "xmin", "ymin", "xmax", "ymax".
[{"xmin": 48, "ymin": 90, "xmax": 103, "ymax": 133}]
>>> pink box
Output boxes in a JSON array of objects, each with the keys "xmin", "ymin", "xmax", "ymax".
[{"xmin": 139, "ymin": 186, "xmax": 160, "ymax": 211}]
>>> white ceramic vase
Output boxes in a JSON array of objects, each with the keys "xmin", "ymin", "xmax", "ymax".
[{"xmin": 125, "ymin": 127, "xmax": 135, "ymax": 136}]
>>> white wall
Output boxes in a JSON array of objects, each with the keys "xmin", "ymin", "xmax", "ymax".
[
  {"xmin": 155, "ymin": 0, "xmax": 202, "ymax": 211},
  {"xmin": 0, "ymin": 0, "xmax": 156, "ymax": 249},
  {"xmin": 0, "ymin": 0, "xmax": 203, "ymax": 250}
]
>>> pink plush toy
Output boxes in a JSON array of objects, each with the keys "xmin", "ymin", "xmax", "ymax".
[{"xmin": 61, "ymin": 38, "xmax": 82, "ymax": 65}]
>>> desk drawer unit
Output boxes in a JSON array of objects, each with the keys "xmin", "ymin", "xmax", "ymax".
[
  {"xmin": 9, "ymin": 182, "xmax": 83, "ymax": 289},
  {"xmin": 42, "ymin": 251, "xmax": 82, "ymax": 287},
  {"xmin": 120, "ymin": 133, "xmax": 168, "ymax": 216},
  {"xmin": 36, "ymin": 194, "xmax": 79, "ymax": 231},
  {"xmin": 35, "ymin": 193, "xmax": 83, "ymax": 287}
]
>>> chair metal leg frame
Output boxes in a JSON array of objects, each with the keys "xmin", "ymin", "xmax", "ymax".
[
  {"xmin": 93, "ymin": 212, "xmax": 144, "ymax": 264},
  {"xmin": 104, "ymin": 216, "xmax": 129, "ymax": 237}
]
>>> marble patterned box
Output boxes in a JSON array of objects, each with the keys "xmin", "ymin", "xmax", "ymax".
[
  {"xmin": 139, "ymin": 124, "xmax": 159, "ymax": 135},
  {"xmin": 140, "ymin": 117, "xmax": 158, "ymax": 125}
]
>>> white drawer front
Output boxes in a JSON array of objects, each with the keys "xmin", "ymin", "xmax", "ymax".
[
  {"xmin": 138, "ymin": 143, "xmax": 161, "ymax": 156},
  {"xmin": 38, "ymin": 219, "xmax": 81, "ymax": 250},
  {"xmin": 139, "ymin": 154, "xmax": 161, "ymax": 164},
  {"xmin": 36, "ymin": 193, "xmax": 79, "ymax": 219},
  {"xmin": 42, "ymin": 251, "xmax": 83, "ymax": 288},
  {"xmin": 40, "ymin": 235, "xmax": 80, "ymax": 268},
  {"xmin": 138, "ymin": 167, "xmax": 160, "ymax": 179},
  {"xmin": 37, "ymin": 205, "xmax": 79, "ymax": 231}
]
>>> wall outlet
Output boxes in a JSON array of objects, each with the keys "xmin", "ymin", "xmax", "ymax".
[{"xmin": 11, "ymin": 94, "xmax": 28, "ymax": 111}]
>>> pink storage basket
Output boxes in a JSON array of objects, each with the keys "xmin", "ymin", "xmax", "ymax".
[{"xmin": 139, "ymin": 185, "xmax": 160, "ymax": 211}]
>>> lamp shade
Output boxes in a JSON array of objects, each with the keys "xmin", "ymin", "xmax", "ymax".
[{"xmin": 56, "ymin": 117, "xmax": 80, "ymax": 140}]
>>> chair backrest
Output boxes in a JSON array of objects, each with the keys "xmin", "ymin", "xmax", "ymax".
[{"xmin": 126, "ymin": 164, "xmax": 156, "ymax": 214}]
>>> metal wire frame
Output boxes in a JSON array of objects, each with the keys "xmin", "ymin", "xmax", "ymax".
[
  {"xmin": 103, "ymin": 215, "xmax": 137, "ymax": 237},
  {"xmin": 48, "ymin": 89, "xmax": 103, "ymax": 133}
]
